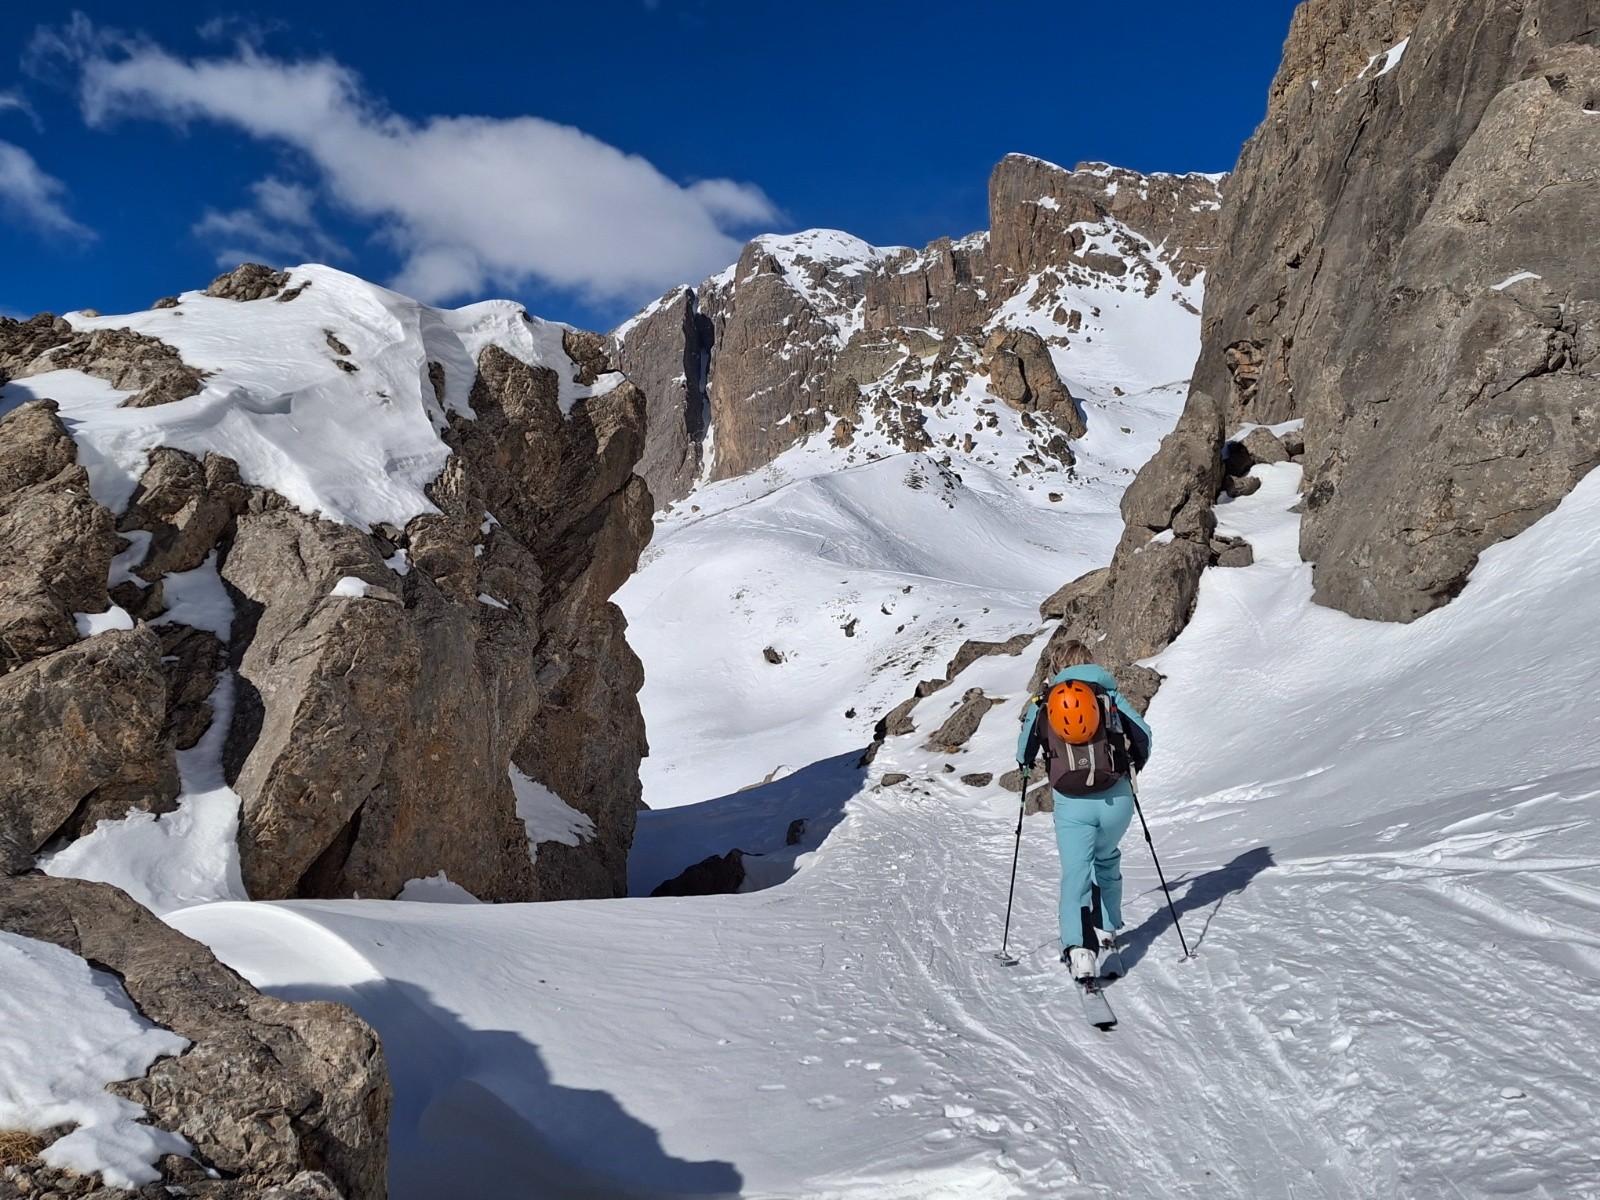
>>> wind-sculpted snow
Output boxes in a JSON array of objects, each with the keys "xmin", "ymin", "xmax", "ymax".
[{"xmin": 1, "ymin": 264, "xmax": 623, "ymax": 529}]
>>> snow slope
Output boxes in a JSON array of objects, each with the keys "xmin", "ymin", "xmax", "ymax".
[
  {"xmin": 175, "ymin": 460, "xmax": 1600, "ymax": 1198},
  {"xmin": 618, "ymin": 237, "xmax": 1197, "ymax": 809}
]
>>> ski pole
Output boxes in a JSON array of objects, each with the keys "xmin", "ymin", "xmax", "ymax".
[
  {"xmin": 1129, "ymin": 767, "xmax": 1193, "ymax": 960},
  {"xmin": 996, "ymin": 765, "xmax": 1028, "ymax": 965}
]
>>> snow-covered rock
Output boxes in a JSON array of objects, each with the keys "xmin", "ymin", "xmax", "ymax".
[
  {"xmin": 0, "ymin": 875, "xmax": 389, "ymax": 1198},
  {"xmin": 0, "ymin": 264, "xmax": 651, "ymax": 906},
  {"xmin": 615, "ymin": 154, "xmax": 1223, "ymax": 510}
]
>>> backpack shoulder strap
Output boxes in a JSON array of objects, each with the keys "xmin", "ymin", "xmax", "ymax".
[{"xmin": 1023, "ymin": 692, "xmax": 1051, "ymax": 764}]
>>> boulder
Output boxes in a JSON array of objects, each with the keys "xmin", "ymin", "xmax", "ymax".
[
  {"xmin": 650, "ymin": 849, "xmax": 746, "ymax": 897},
  {"xmin": 0, "ymin": 875, "xmax": 388, "ymax": 1200},
  {"xmin": 1103, "ymin": 534, "xmax": 1213, "ymax": 665},
  {"xmin": 944, "ymin": 629, "xmax": 1040, "ymax": 680},
  {"xmin": 0, "ymin": 399, "xmax": 75, "ymax": 494},
  {"xmin": 120, "ymin": 449, "xmax": 248, "ymax": 580},
  {"xmin": 1211, "ymin": 536, "xmax": 1256, "ymax": 568},
  {"xmin": 923, "ymin": 687, "xmax": 994, "ymax": 752},
  {"xmin": 982, "ymin": 328, "xmax": 1085, "ymax": 439},
  {"xmin": 205, "ymin": 263, "xmax": 291, "ymax": 302},
  {"xmin": 0, "ymin": 629, "xmax": 177, "ymax": 870},
  {"xmin": 0, "ymin": 434, "xmax": 118, "ymax": 674},
  {"xmin": 1119, "ymin": 390, "xmax": 1226, "ymax": 535},
  {"xmin": 877, "ymin": 695, "xmax": 920, "ymax": 738},
  {"xmin": 1039, "ymin": 566, "xmax": 1110, "ymax": 625}
]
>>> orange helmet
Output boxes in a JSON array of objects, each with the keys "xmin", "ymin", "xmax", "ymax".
[{"xmin": 1046, "ymin": 680, "xmax": 1101, "ymax": 746}]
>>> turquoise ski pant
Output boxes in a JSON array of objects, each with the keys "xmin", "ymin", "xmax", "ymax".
[{"xmin": 1053, "ymin": 785, "xmax": 1134, "ymax": 949}]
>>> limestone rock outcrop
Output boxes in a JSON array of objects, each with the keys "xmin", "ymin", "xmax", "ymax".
[
  {"xmin": 204, "ymin": 263, "xmax": 293, "ymax": 302},
  {"xmin": 1194, "ymin": 0, "xmax": 1600, "ymax": 621},
  {"xmin": 616, "ymin": 157, "xmax": 1224, "ymax": 508},
  {"xmin": 0, "ymin": 629, "xmax": 177, "ymax": 873},
  {"xmin": 0, "ymin": 403, "xmax": 119, "ymax": 673},
  {"xmin": 0, "ymin": 314, "xmax": 205, "ymax": 409},
  {"xmin": 0, "ymin": 875, "xmax": 389, "ymax": 1200},
  {"xmin": 1, "ymin": 278, "xmax": 652, "ymax": 906},
  {"xmin": 219, "ymin": 345, "xmax": 651, "ymax": 902}
]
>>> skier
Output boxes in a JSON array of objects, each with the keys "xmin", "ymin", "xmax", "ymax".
[{"xmin": 1016, "ymin": 639, "xmax": 1152, "ymax": 982}]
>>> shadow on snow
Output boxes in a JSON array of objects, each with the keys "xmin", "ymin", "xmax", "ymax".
[
  {"xmin": 627, "ymin": 749, "xmax": 868, "ymax": 897},
  {"xmin": 269, "ymin": 973, "xmax": 744, "ymax": 1199},
  {"xmin": 1116, "ymin": 845, "xmax": 1276, "ymax": 973}
]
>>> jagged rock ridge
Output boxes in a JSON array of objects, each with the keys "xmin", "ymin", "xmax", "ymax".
[{"xmin": 616, "ymin": 156, "xmax": 1224, "ymax": 508}]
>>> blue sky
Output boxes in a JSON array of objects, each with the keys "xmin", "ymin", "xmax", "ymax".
[{"xmin": 0, "ymin": 1, "xmax": 1299, "ymax": 331}]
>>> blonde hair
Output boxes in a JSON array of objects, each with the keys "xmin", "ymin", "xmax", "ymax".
[{"xmin": 1049, "ymin": 638, "xmax": 1095, "ymax": 673}]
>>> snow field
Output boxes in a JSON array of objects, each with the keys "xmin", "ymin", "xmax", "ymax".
[
  {"xmin": 178, "ymin": 457, "xmax": 1600, "ymax": 1197},
  {"xmin": 622, "ymin": 234, "xmax": 1197, "ymax": 812}
]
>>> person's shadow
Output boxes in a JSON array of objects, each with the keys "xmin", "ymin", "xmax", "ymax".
[{"xmin": 1114, "ymin": 845, "xmax": 1275, "ymax": 973}]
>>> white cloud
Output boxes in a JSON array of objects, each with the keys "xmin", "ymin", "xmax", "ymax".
[
  {"xmin": 193, "ymin": 176, "xmax": 347, "ymax": 267},
  {"xmin": 65, "ymin": 33, "xmax": 781, "ymax": 304},
  {"xmin": 0, "ymin": 139, "xmax": 92, "ymax": 238}
]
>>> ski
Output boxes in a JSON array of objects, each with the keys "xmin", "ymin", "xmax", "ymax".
[
  {"xmin": 1097, "ymin": 938, "xmax": 1126, "ymax": 982},
  {"xmin": 1077, "ymin": 978, "xmax": 1117, "ymax": 1030}
]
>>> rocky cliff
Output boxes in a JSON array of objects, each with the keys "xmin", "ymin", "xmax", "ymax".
[
  {"xmin": 1198, "ymin": 0, "xmax": 1600, "ymax": 621},
  {"xmin": 0, "ymin": 263, "xmax": 656, "ymax": 1194},
  {"xmin": 1038, "ymin": 0, "xmax": 1600, "ymax": 696},
  {"xmin": 616, "ymin": 156, "xmax": 1224, "ymax": 508},
  {"xmin": 0, "ymin": 263, "xmax": 651, "ymax": 906},
  {"xmin": 861, "ymin": 0, "xmax": 1598, "ymax": 787}
]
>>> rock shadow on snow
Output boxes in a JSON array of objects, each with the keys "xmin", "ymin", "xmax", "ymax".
[
  {"xmin": 268, "ymin": 973, "xmax": 743, "ymax": 1200},
  {"xmin": 628, "ymin": 750, "xmax": 867, "ymax": 897},
  {"xmin": 1116, "ymin": 845, "xmax": 1275, "ymax": 972}
]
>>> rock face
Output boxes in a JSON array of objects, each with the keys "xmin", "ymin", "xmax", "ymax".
[
  {"xmin": 0, "ymin": 629, "xmax": 177, "ymax": 872},
  {"xmin": 1, "ymin": 282, "xmax": 652, "ymax": 906},
  {"xmin": 0, "ymin": 314, "xmax": 205, "ymax": 409},
  {"xmin": 0, "ymin": 403, "xmax": 119, "ymax": 673},
  {"xmin": 219, "ymin": 347, "xmax": 652, "ymax": 902},
  {"xmin": 1006, "ymin": 0, "xmax": 1600, "ymax": 718},
  {"xmin": 1195, "ymin": 0, "xmax": 1600, "ymax": 621},
  {"xmin": 613, "ymin": 288, "xmax": 712, "ymax": 505},
  {"xmin": 616, "ymin": 158, "xmax": 1224, "ymax": 508},
  {"xmin": 0, "ymin": 875, "xmax": 389, "ymax": 1200}
]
